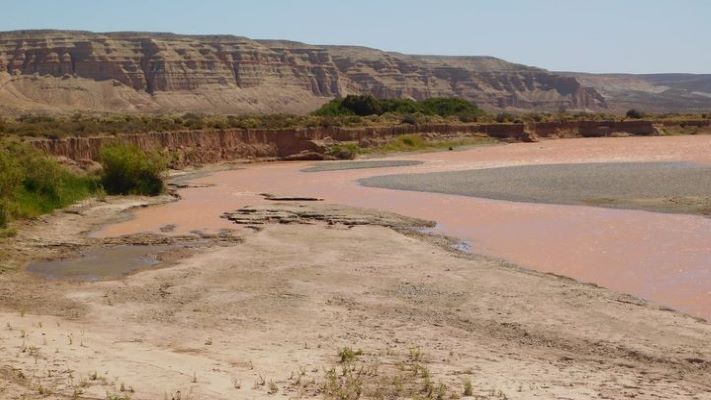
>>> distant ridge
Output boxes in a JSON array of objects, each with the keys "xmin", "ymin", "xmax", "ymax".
[{"xmin": 0, "ymin": 30, "xmax": 707, "ymax": 114}]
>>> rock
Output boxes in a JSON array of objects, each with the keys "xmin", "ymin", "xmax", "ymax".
[{"xmin": 0, "ymin": 30, "xmax": 607, "ymax": 114}]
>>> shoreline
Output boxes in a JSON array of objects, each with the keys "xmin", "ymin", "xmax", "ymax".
[
  {"xmin": 89, "ymin": 135, "xmax": 711, "ymax": 320},
  {"xmin": 1, "ymin": 195, "xmax": 710, "ymax": 399}
]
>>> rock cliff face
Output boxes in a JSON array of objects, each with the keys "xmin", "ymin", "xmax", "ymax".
[
  {"xmin": 30, "ymin": 120, "xmax": 709, "ymax": 166},
  {"xmin": 560, "ymin": 72, "xmax": 711, "ymax": 113},
  {"xmin": 0, "ymin": 30, "xmax": 607, "ymax": 114}
]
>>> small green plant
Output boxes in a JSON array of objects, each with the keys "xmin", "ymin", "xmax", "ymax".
[
  {"xmin": 321, "ymin": 368, "xmax": 363, "ymax": 400},
  {"xmin": 106, "ymin": 395, "xmax": 131, "ymax": 400},
  {"xmin": 408, "ymin": 347, "xmax": 424, "ymax": 362},
  {"xmin": 327, "ymin": 143, "xmax": 361, "ymax": 160},
  {"xmin": 402, "ymin": 113, "xmax": 418, "ymax": 125},
  {"xmin": 463, "ymin": 378, "xmax": 473, "ymax": 396},
  {"xmin": 338, "ymin": 346, "xmax": 363, "ymax": 363}
]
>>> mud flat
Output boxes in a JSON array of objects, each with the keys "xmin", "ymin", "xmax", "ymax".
[
  {"xmin": 359, "ymin": 162, "xmax": 711, "ymax": 215},
  {"xmin": 1, "ymin": 198, "xmax": 711, "ymax": 400}
]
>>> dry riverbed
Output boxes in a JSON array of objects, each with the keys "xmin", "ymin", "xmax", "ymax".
[{"xmin": 1, "ymin": 192, "xmax": 711, "ymax": 400}]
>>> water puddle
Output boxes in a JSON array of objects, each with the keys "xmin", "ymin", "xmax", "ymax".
[{"xmin": 27, "ymin": 245, "xmax": 176, "ymax": 281}]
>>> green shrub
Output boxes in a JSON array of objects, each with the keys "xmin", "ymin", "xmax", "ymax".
[
  {"xmin": 100, "ymin": 143, "xmax": 167, "ymax": 195},
  {"xmin": 0, "ymin": 141, "xmax": 100, "ymax": 227},
  {"xmin": 327, "ymin": 143, "xmax": 361, "ymax": 160},
  {"xmin": 0, "ymin": 201, "xmax": 9, "ymax": 228},
  {"xmin": 338, "ymin": 347, "xmax": 363, "ymax": 363},
  {"xmin": 341, "ymin": 95, "xmax": 383, "ymax": 116},
  {"xmin": 626, "ymin": 109, "xmax": 645, "ymax": 119},
  {"xmin": 458, "ymin": 112, "xmax": 479, "ymax": 123},
  {"xmin": 400, "ymin": 135, "xmax": 422, "ymax": 147},
  {"xmin": 462, "ymin": 378, "xmax": 473, "ymax": 396},
  {"xmin": 0, "ymin": 150, "xmax": 23, "ymax": 200},
  {"xmin": 401, "ymin": 114, "xmax": 418, "ymax": 125},
  {"xmin": 418, "ymin": 97, "xmax": 482, "ymax": 117},
  {"xmin": 495, "ymin": 112, "xmax": 515, "ymax": 123},
  {"xmin": 312, "ymin": 96, "xmax": 483, "ymax": 118}
]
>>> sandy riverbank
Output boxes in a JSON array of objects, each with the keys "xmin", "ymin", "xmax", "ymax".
[
  {"xmin": 91, "ymin": 135, "xmax": 711, "ymax": 320},
  {"xmin": 1, "ymin": 195, "xmax": 711, "ymax": 399}
]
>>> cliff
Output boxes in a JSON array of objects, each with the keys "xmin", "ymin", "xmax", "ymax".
[
  {"xmin": 30, "ymin": 120, "xmax": 710, "ymax": 166},
  {"xmin": 0, "ymin": 30, "xmax": 607, "ymax": 114},
  {"xmin": 560, "ymin": 72, "xmax": 711, "ymax": 113}
]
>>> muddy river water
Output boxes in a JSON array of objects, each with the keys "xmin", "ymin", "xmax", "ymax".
[{"xmin": 96, "ymin": 135, "xmax": 711, "ymax": 320}]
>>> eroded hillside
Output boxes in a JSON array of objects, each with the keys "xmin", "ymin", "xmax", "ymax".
[{"xmin": 0, "ymin": 30, "xmax": 606, "ymax": 114}]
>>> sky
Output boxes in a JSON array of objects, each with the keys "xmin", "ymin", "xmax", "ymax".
[{"xmin": 1, "ymin": 0, "xmax": 709, "ymax": 74}]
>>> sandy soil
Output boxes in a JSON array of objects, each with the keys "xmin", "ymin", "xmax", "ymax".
[{"xmin": 1, "ymin": 198, "xmax": 711, "ymax": 400}]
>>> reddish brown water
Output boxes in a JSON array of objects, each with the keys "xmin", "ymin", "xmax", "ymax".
[{"xmin": 96, "ymin": 136, "xmax": 711, "ymax": 320}]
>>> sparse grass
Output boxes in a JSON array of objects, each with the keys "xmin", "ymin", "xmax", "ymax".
[
  {"xmin": 322, "ymin": 346, "xmax": 463, "ymax": 400},
  {"xmin": 268, "ymin": 380, "xmax": 278, "ymax": 394},
  {"xmin": 361, "ymin": 134, "xmax": 498, "ymax": 155},
  {"xmin": 327, "ymin": 143, "xmax": 361, "ymax": 160},
  {"xmin": 106, "ymin": 395, "xmax": 131, "ymax": 400},
  {"xmin": 409, "ymin": 347, "xmax": 424, "ymax": 362},
  {"xmin": 463, "ymin": 378, "xmax": 473, "ymax": 396},
  {"xmin": 321, "ymin": 367, "xmax": 363, "ymax": 400},
  {"xmin": 0, "ymin": 111, "xmax": 708, "ymax": 140},
  {"xmin": 338, "ymin": 346, "xmax": 363, "ymax": 363}
]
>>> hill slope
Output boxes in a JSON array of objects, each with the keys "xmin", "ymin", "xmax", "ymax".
[
  {"xmin": 0, "ymin": 30, "xmax": 606, "ymax": 114},
  {"xmin": 561, "ymin": 72, "xmax": 711, "ymax": 113}
]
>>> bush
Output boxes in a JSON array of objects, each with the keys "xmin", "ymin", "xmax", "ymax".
[
  {"xmin": 0, "ymin": 141, "xmax": 101, "ymax": 227},
  {"xmin": 495, "ymin": 112, "xmax": 515, "ymax": 123},
  {"xmin": 626, "ymin": 109, "xmax": 645, "ymax": 119},
  {"xmin": 0, "ymin": 201, "xmax": 9, "ymax": 228},
  {"xmin": 327, "ymin": 143, "xmax": 360, "ymax": 160},
  {"xmin": 401, "ymin": 114, "xmax": 418, "ymax": 125},
  {"xmin": 0, "ymin": 150, "xmax": 23, "ymax": 200},
  {"xmin": 341, "ymin": 95, "xmax": 383, "ymax": 116},
  {"xmin": 312, "ymin": 96, "xmax": 483, "ymax": 118},
  {"xmin": 419, "ymin": 97, "xmax": 482, "ymax": 117},
  {"xmin": 100, "ymin": 143, "xmax": 167, "ymax": 195},
  {"xmin": 458, "ymin": 112, "xmax": 479, "ymax": 123}
]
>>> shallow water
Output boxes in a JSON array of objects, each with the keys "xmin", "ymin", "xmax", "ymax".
[
  {"xmin": 27, "ymin": 245, "xmax": 173, "ymax": 281},
  {"xmin": 95, "ymin": 135, "xmax": 711, "ymax": 319}
]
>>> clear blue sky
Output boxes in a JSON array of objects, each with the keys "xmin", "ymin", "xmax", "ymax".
[{"xmin": 2, "ymin": 0, "xmax": 709, "ymax": 74}]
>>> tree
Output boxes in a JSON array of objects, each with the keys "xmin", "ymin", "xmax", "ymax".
[
  {"xmin": 626, "ymin": 109, "xmax": 645, "ymax": 119},
  {"xmin": 341, "ymin": 95, "xmax": 383, "ymax": 116}
]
